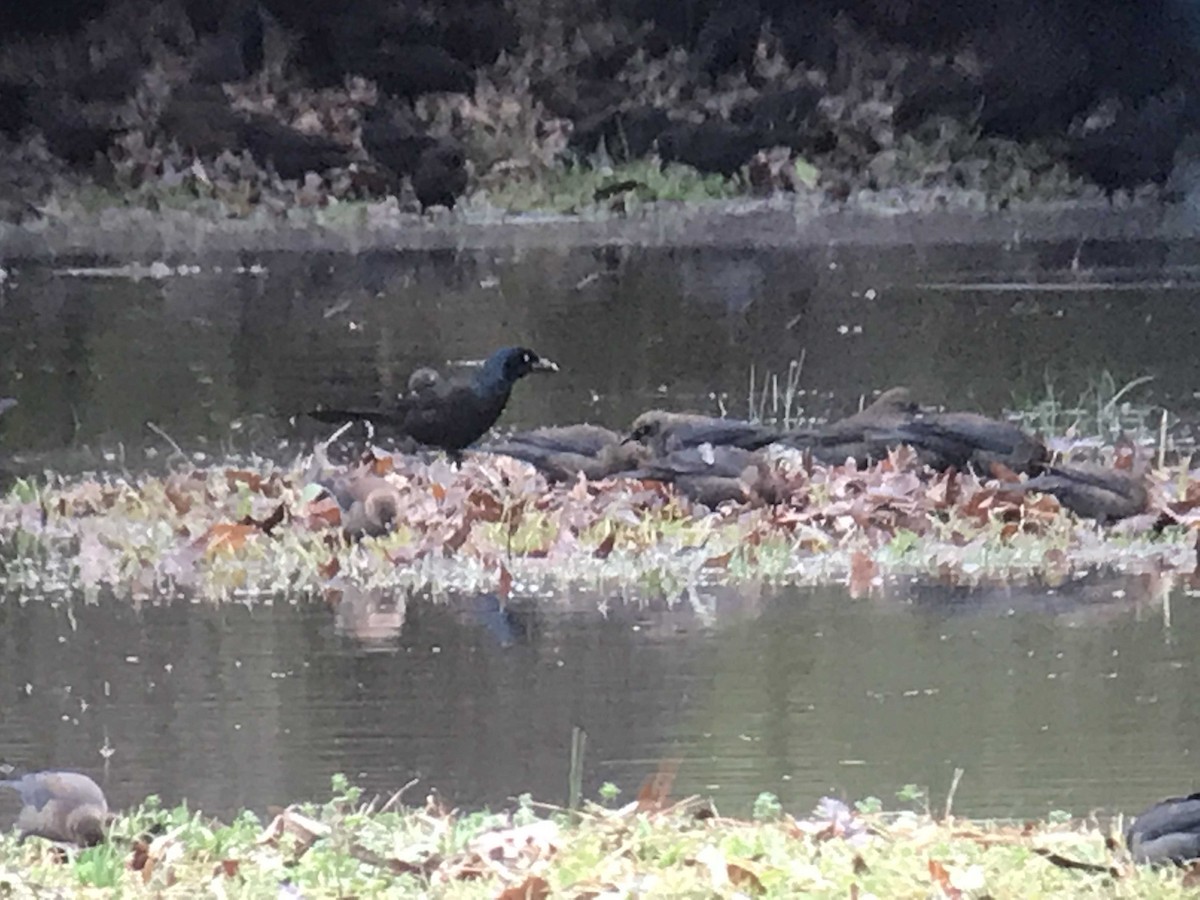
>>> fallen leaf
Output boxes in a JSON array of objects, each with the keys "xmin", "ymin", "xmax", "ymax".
[
  {"xmin": 636, "ymin": 759, "xmax": 680, "ymax": 813},
  {"xmin": 726, "ymin": 858, "xmax": 766, "ymax": 894},
  {"xmin": 928, "ymin": 858, "xmax": 962, "ymax": 899},
  {"xmin": 703, "ymin": 549, "xmax": 734, "ymax": 569},
  {"xmin": 318, "ymin": 557, "xmax": 340, "ymax": 580},
  {"xmin": 1182, "ymin": 861, "xmax": 1200, "ymax": 887},
  {"xmin": 163, "ymin": 484, "xmax": 193, "ymax": 516},
  {"xmin": 214, "ymin": 859, "xmax": 240, "ymax": 878},
  {"xmin": 367, "ymin": 454, "xmax": 394, "ymax": 476},
  {"xmin": 494, "ymin": 876, "xmax": 551, "ymax": 900},
  {"xmin": 225, "ymin": 470, "xmax": 264, "ymax": 493},
  {"xmin": 592, "ymin": 531, "xmax": 615, "ymax": 559},
  {"xmin": 199, "ymin": 522, "xmax": 259, "ymax": 556}
]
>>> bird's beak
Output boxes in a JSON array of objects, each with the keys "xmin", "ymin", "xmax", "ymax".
[{"xmin": 531, "ymin": 357, "xmax": 559, "ymax": 373}]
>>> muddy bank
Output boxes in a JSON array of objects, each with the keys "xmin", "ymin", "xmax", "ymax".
[
  {"xmin": 0, "ymin": 199, "xmax": 1196, "ymax": 262},
  {"xmin": 0, "ymin": 0, "xmax": 1196, "ymax": 230}
]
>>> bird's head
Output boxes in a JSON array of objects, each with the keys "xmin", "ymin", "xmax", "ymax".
[
  {"xmin": 406, "ymin": 367, "xmax": 441, "ymax": 396},
  {"xmin": 622, "ymin": 411, "xmax": 662, "ymax": 446},
  {"xmin": 484, "ymin": 347, "xmax": 560, "ymax": 386},
  {"xmin": 67, "ymin": 805, "xmax": 110, "ymax": 847},
  {"xmin": 869, "ymin": 386, "xmax": 918, "ymax": 414}
]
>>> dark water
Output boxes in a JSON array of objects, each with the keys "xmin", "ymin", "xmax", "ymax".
[
  {"xmin": 4, "ymin": 237, "xmax": 1200, "ymax": 463},
  {"xmin": 3, "ymin": 235, "xmax": 1200, "ymax": 823},
  {"xmin": 0, "ymin": 575, "xmax": 1193, "ymax": 823}
]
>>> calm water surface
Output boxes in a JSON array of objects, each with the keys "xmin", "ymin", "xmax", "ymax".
[
  {"xmin": 0, "ymin": 577, "xmax": 1194, "ymax": 823},
  {"xmin": 2, "ymin": 234, "xmax": 1200, "ymax": 824}
]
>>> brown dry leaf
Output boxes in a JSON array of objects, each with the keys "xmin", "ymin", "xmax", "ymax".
[
  {"xmin": 256, "ymin": 807, "xmax": 331, "ymax": 859},
  {"xmin": 1182, "ymin": 861, "xmax": 1200, "ymax": 887},
  {"xmin": 225, "ymin": 469, "xmax": 264, "ymax": 493},
  {"xmin": 444, "ymin": 520, "xmax": 474, "ymax": 554},
  {"xmin": 214, "ymin": 859, "xmax": 240, "ymax": 878},
  {"xmin": 592, "ymin": 531, "xmax": 615, "ymax": 559},
  {"xmin": 927, "ymin": 858, "xmax": 962, "ymax": 899},
  {"xmin": 306, "ymin": 496, "xmax": 342, "ymax": 528},
  {"xmin": 430, "ymin": 482, "xmax": 447, "ymax": 501},
  {"xmin": 852, "ymin": 854, "xmax": 870, "ymax": 875},
  {"xmin": 494, "ymin": 875, "xmax": 551, "ymax": 900},
  {"xmin": 318, "ymin": 556, "xmax": 340, "ymax": 579},
  {"xmin": 199, "ymin": 522, "xmax": 260, "ymax": 555},
  {"xmin": 141, "ymin": 825, "xmax": 187, "ymax": 885},
  {"xmin": 163, "ymin": 484, "xmax": 193, "ymax": 516},
  {"xmin": 367, "ymin": 454, "xmax": 394, "ymax": 476},
  {"xmin": 726, "ymin": 858, "xmax": 766, "ymax": 895},
  {"xmin": 127, "ymin": 837, "xmax": 150, "ymax": 872},
  {"xmin": 468, "ymin": 489, "xmax": 507, "ymax": 522},
  {"xmin": 703, "ymin": 549, "xmax": 734, "ymax": 569},
  {"xmin": 636, "ymin": 758, "xmax": 680, "ymax": 813},
  {"xmin": 497, "ymin": 563, "xmax": 513, "ymax": 599}
]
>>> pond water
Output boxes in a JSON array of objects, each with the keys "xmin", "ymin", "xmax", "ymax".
[
  {"xmin": 2, "ymin": 230, "xmax": 1200, "ymax": 825},
  {"xmin": 0, "ymin": 576, "xmax": 1195, "ymax": 824}
]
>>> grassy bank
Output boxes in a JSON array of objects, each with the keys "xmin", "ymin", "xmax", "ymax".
[{"xmin": 0, "ymin": 775, "xmax": 1191, "ymax": 898}]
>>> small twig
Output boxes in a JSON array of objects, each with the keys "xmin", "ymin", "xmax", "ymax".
[
  {"xmin": 942, "ymin": 767, "xmax": 964, "ymax": 821},
  {"xmin": 323, "ymin": 421, "xmax": 355, "ymax": 446},
  {"xmin": 1158, "ymin": 409, "xmax": 1168, "ymax": 470},
  {"xmin": 568, "ymin": 726, "xmax": 587, "ymax": 813},
  {"xmin": 378, "ymin": 778, "xmax": 420, "ymax": 814},
  {"xmin": 146, "ymin": 421, "xmax": 186, "ymax": 460}
]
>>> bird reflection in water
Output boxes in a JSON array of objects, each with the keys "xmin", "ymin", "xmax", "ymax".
[
  {"xmin": 463, "ymin": 592, "xmax": 531, "ymax": 648},
  {"xmin": 329, "ymin": 587, "xmax": 407, "ymax": 650}
]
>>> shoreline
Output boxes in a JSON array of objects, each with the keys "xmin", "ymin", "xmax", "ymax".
[
  {"xmin": 0, "ymin": 196, "xmax": 1196, "ymax": 262},
  {"xmin": 0, "ymin": 782, "xmax": 1180, "ymax": 897}
]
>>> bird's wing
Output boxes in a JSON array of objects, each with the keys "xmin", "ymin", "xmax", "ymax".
[
  {"xmin": 1128, "ymin": 795, "xmax": 1200, "ymax": 843},
  {"xmin": 504, "ymin": 425, "xmax": 620, "ymax": 456},
  {"xmin": 5, "ymin": 774, "xmax": 54, "ymax": 810}
]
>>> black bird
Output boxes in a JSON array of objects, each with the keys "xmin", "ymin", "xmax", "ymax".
[
  {"xmin": 308, "ymin": 346, "xmax": 559, "ymax": 460},
  {"xmin": 781, "ymin": 387, "xmax": 920, "ymax": 466},
  {"xmin": 626, "ymin": 444, "xmax": 785, "ymax": 507},
  {"xmin": 412, "ymin": 141, "xmax": 468, "ymax": 211},
  {"xmin": 1126, "ymin": 793, "xmax": 1200, "ymax": 865},
  {"xmin": 160, "ymin": 87, "xmax": 349, "ymax": 179},
  {"xmin": 656, "ymin": 120, "xmax": 766, "ymax": 177},
  {"xmin": 998, "ymin": 462, "xmax": 1149, "ymax": 524},
  {"xmin": 320, "ymin": 471, "xmax": 403, "ymax": 539},
  {"xmin": 870, "ymin": 409, "xmax": 1048, "ymax": 475},
  {"xmin": 624, "ymin": 410, "xmax": 780, "ymax": 456},
  {"xmin": 0, "ymin": 771, "xmax": 110, "ymax": 846},
  {"xmin": 480, "ymin": 425, "xmax": 650, "ymax": 482},
  {"xmin": 360, "ymin": 105, "xmax": 436, "ymax": 184},
  {"xmin": 239, "ymin": 117, "xmax": 350, "ymax": 180}
]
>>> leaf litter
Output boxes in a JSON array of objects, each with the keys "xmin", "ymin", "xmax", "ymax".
[
  {"xmin": 14, "ymin": 777, "xmax": 1200, "ymax": 898},
  {"xmin": 1, "ymin": 443, "xmax": 1197, "ymax": 601}
]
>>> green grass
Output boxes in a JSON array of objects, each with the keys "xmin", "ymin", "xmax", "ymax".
[
  {"xmin": 0, "ymin": 775, "xmax": 1192, "ymax": 898},
  {"xmin": 481, "ymin": 158, "xmax": 743, "ymax": 214},
  {"xmin": 1010, "ymin": 371, "xmax": 1160, "ymax": 444}
]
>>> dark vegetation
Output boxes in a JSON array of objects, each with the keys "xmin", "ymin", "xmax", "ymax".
[{"xmin": 0, "ymin": 0, "xmax": 1196, "ymax": 219}]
